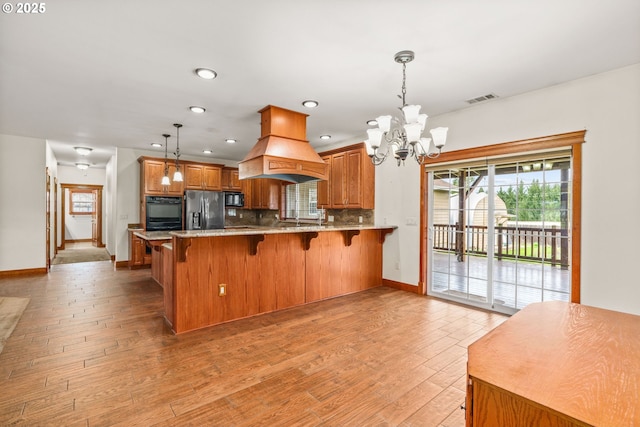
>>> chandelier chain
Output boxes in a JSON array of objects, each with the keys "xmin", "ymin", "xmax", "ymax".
[{"xmin": 401, "ymin": 62, "xmax": 407, "ymax": 107}]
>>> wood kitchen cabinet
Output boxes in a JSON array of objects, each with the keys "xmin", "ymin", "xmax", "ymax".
[
  {"xmin": 221, "ymin": 167, "xmax": 241, "ymax": 191},
  {"xmin": 139, "ymin": 158, "xmax": 183, "ymax": 196},
  {"xmin": 251, "ymin": 178, "xmax": 282, "ymax": 210},
  {"xmin": 316, "ymin": 154, "xmax": 331, "ymax": 207},
  {"xmin": 129, "ymin": 231, "xmax": 150, "ymax": 268},
  {"xmin": 184, "ymin": 163, "xmax": 223, "ymax": 191},
  {"xmin": 318, "ymin": 143, "xmax": 374, "ymax": 209}
]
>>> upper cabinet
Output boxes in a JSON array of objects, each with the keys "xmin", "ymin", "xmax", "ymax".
[
  {"xmin": 319, "ymin": 143, "xmax": 374, "ymax": 209},
  {"xmin": 251, "ymin": 178, "xmax": 282, "ymax": 210},
  {"xmin": 221, "ymin": 167, "xmax": 241, "ymax": 191},
  {"xmin": 139, "ymin": 158, "xmax": 183, "ymax": 196},
  {"xmin": 184, "ymin": 164, "xmax": 223, "ymax": 191}
]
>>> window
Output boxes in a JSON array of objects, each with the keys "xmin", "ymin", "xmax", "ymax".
[
  {"xmin": 69, "ymin": 190, "xmax": 95, "ymax": 215},
  {"xmin": 284, "ymin": 182, "xmax": 320, "ymax": 220}
]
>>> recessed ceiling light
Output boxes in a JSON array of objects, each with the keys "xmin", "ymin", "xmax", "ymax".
[
  {"xmin": 74, "ymin": 147, "xmax": 92, "ymax": 155},
  {"xmin": 302, "ymin": 100, "xmax": 318, "ymax": 108},
  {"xmin": 320, "ymin": 135, "xmax": 331, "ymax": 140},
  {"xmin": 150, "ymin": 143, "xmax": 162, "ymax": 148},
  {"xmin": 195, "ymin": 68, "xmax": 217, "ymax": 80},
  {"xmin": 225, "ymin": 139, "xmax": 236, "ymax": 144},
  {"xmin": 203, "ymin": 149, "xmax": 212, "ymax": 154},
  {"xmin": 75, "ymin": 163, "xmax": 90, "ymax": 170},
  {"xmin": 190, "ymin": 106, "xmax": 206, "ymax": 113},
  {"xmin": 366, "ymin": 119, "xmax": 378, "ymax": 126}
]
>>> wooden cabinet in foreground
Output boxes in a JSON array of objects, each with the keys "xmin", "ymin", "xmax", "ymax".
[
  {"xmin": 128, "ymin": 231, "xmax": 150, "ymax": 268},
  {"xmin": 318, "ymin": 143, "xmax": 374, "ymax": 209},
  {"xmin": 466, "ymin": 301, "xmax": 640, "ymax": 427}
]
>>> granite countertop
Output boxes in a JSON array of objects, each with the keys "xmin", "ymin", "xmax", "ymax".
[
  {"xmin": 133, "ymin": 230, "xmax": 174, "ymax": 241},
  {"xmin": 169, "ymin": 224, "xmax": 397, "ymax": 238}
]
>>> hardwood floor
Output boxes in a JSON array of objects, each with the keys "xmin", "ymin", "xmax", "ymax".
[{"xmin": 0, "ymin": 260, "xmax": 507, "ymax": 426}]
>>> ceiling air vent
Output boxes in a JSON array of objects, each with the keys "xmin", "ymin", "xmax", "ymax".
[{"xmin": 466, "ymin": 93, "xmax": 499, "ymax": 105}]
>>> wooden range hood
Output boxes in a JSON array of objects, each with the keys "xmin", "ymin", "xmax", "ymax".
[{"xmin": 238, "ymin": 105, "xmax": 328, "ymax": 183}]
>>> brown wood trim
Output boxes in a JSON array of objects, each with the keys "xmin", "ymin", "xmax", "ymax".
[
  {"xmin": 0, "ymin": 267, "xmax": 47, "ymax": 278},
  {"xmin": 421, "ymin": 131, "xmax": 586, "ymax": 165},
  {"xmin": 114, "ymin": 260, "xmax": 129, "ymax": 269},
  {"xmin": 420, "ymin": 130, "xmax": 585, "ymax": 303},
  {"xmin": 571, "ymin": 142, "xmax": 582, "ymax": 303},
  {"xmin": 383, "ymin": 279, "xmax": 421, "ymax": 294},
  {"xmin": 248, "ymin": 234, "xmax": 265, "ymax": 256},
  {"xmin": 318, "ymin": 142, "xmax": 365, "ymax": 157},
  {"xmin": 379, "ymin": 228, "xmax": 395, "ymax": 244},
  {"xmin": 175, "ymin": 238, "xmax": 192, "ymax": 262},
  {"xmin": 301, "ymin": 232, "xmax": 319, "ymax": 250},
  {"xmin": 137, "ymin": 155, "xmax": 225, "ymax": 168},
  {"xmin": 341, "ymin": 230, "xmax": 360, "ymax": 247},
  {"xmin": 420, "ymin": 162, "xmax": 428, "ymax": 296},
  {"xmin": 65, "ymin": 238, "xmax": 92, "ymax": 243}
]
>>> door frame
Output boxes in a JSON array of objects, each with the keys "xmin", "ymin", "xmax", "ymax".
[
  {"xmin": 419, "ymin": 130, "xmax": 585, "ymax": 303},
  {"xmin": 60, "ymin": 183, "xmax": 104, "ymax": 250}
]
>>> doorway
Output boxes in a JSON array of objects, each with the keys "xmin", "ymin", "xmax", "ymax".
[
  {"xmin": 420, "ymin": 131, "xmax": 584, "ymax": 313},
  {"xmin": 59, "ymin": 184, "xmax": 104, "ymax": 251}
]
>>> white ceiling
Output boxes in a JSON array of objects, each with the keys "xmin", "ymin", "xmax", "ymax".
[{"xmin": 1, "ymin": 0, "xmax": 639, "ymax": 169}]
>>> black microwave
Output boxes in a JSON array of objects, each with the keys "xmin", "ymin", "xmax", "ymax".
[
  {"xmin": 145, "ymin": 196, "xmax": 183, "ymax": 231},
  {"xmin": 224, "ymin": 192, "xmax": 244, "ymax": 208}
]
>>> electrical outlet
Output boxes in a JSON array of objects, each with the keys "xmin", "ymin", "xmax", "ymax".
[
  {"xmin": 218, "ymin": 283, "xmax": 227, "ymax": 296},
  {"xmin": 394, "ymin": 261, "xmax": 400, "ymax": 270},
  {"xmin": 239, "ymin": 213, "xmax": 243, "ymax": 219},
  {"xmin": 358, "ymin": 216, "xmax": 363, "ymax": 223},
  {"xmin": 328, "ymin": 215, "xmax": 334, "ymax": 222}
]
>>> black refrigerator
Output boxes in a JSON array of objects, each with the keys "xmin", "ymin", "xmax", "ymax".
[{"xmin": 184, "ymin": 190, "xmax": 225, "ymax": 230}]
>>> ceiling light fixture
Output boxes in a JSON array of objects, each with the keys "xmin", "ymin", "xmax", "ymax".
[
  {"xmin": 151, "ymin": 142, "xmax": 162, "ymax": 148},
  {"xmin": 366, "ymin": 119, "xmax": 378, "ymax": 126},
  {"xmin": 203, "ymin": 149, "xmax": 212, "ymax": 154},
  {"xmin": 173, "ymin": 123, "xmax": 183, "ymax": 182},
  {"xmin": 189, "ymin": 106, "xmax": 206, "ymax": 113},
  {"xmin": 320, "ymin": 135, "xmax": 331, "ymax": 140},
  {"xmin": 161, "ymin": 133, "xmax": 171, "ymax": 186},
  {"xmin": 195, "ymin": 68, "xmax": 217, "ymax": 80},
  {"xmin": 225, "ymin": 138, "xmax": 236, "ymax": 144},
  {"xmin": 364, "ymin": 50, "xmax": 448, "ymax": 165},
  {"xmin": 74, "ymin": 147, "xmax": 92, "ymax": 156},
  {"xmin": 75, "ymin": 162, "xmax": 90, "ymax": 170},
  {"xmin": 302, "ymin": 100, "xmax": 318, "ymax": 108}
]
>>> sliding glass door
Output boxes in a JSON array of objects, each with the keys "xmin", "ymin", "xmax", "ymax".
[{"xmin": 428, "ymin": 155, "xmax": 572, "ymax": 314}]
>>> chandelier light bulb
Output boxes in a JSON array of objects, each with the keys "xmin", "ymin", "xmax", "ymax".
[
  {"xmin": 430, "ymin": 127, "xmax": 449, "ymax": 149},
  {"xmin": 161, "ymin": 175, "xmax": 170, "ymax": 186},
  {"xmin": 376, "ymin": 115, "xmax": 392, "ymax": 133},
  {"xmin": 173, "ymin": 168, "xmax": 183, "ymax": 182}
]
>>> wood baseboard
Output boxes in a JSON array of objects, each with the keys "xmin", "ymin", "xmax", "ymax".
[
  {"xmin": 114, "ymin": 261, "xmax": 129, "ymax": 270},
  {"xmin": 65, "ymin": 239, "xmax": 92, "ymax": 243},
  {"xmin": 383, "ymin": 279, "xmax": 421, "ymax": 294},
  {"xmin": 0, "ymin": 267, "xmax": 47, "ymax": 278}
]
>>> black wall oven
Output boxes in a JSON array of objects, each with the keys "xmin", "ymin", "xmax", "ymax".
[{"xmin": 145, "ymin": 196, "xmax": 183, "ymax": 231}]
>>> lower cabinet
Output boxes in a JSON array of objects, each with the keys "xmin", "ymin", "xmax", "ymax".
[
  {"xmin": 129, "ymin": 231, "xmax": 151, "ymax": 268},
  {"xmin": 162, "ymin": 244, "xmax": 174, "ymax": 327}
]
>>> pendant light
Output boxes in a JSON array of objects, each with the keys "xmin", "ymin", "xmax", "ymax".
[
  {"xmin": 161, "ymin": 133, "xmax": 171, "ymax": 186},
  {"xmin": 173, "ymin": 123, "xmax": 183, "ymax": 182}
]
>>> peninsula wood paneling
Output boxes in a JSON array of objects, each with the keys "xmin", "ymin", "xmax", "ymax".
[
  {"xmin": 162, "ymin": 245, "xmax": 174, "ymax": 326},
  {"xmin": 305, "ymin": 230, "xmax": 383, "ymax": 302},
  {"xmin": 172, "ymin": 229, "xmax": 387, "ymax": 333}
]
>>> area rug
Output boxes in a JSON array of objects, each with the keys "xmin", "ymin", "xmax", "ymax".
[
  {"xmin": 52, "ymin": 247, "xmax": 111, "ymax": 264},
  {"xmin": 0, "ymin": 297, "xmax": 30, "ymax": 354}
]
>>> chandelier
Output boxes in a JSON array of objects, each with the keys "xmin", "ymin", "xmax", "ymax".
[{"xmin": 364, "ymin": 50, "xmax": 448, "ymax": 166}]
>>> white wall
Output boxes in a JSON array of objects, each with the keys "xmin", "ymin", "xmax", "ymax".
[
  {"xmin": 45, "ymin": 142, "xmax": 58, "ymax": 265},
  {"xmin": 105, "ymin": 155, "xmax": 116, "ymax": 256},
  {"xmin": 377, "ymin": 63, "xmax": 640, "ymax": 315},
  {"xmin": 0, "ymin": 135, "xmax": 46, "ymax": 271}
]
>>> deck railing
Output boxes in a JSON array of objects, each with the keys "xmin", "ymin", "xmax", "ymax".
[{"xmin": 432, "ymin": 224, "xmax": 568, "ymax": 267}]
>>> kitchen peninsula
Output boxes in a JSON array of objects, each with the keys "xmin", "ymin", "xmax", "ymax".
[{"xmin": 158, "ymin": 224, "xmax": 395, "ymax": 334}]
